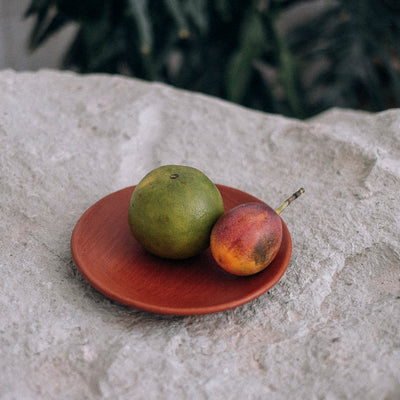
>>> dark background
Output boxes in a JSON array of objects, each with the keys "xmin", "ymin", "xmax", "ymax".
[{"xmin": 4, "ymin": 0, "xmax": 400, "ymax": 119}]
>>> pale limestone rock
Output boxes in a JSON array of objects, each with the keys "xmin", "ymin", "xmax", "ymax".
[{"xmin": 0, "ymin": 69, "xmax": 399, "ymax": 399}]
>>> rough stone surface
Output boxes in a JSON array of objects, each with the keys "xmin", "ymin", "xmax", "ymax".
[{"xmin": 1, "ymin": 69, "xmax": 399, "ymax": 400}]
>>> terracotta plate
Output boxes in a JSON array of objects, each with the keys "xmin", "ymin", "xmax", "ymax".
[{"xmin": 71, "ymin": 185, "xmax": 292, "ymax": 315}]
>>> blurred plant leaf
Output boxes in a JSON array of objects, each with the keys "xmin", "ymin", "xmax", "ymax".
[
  {"xmin": 29, "ymin": 12, "xmax": 68, "ymax": 50},
  {"xmin": 24, "ymin": 0, "xmax": 52, "ymax": 18},
  {"xmin": 164, "ymin": 0, "xmax": 190, "ymax": 38},
  {"xmin": 127, "ymin": 0, "xmax": 153, "ymax": 54},
  {"xmin": 226, "ymin": 9, "xmax": 266, "ymax": 103},
  {"xmin": 184, "ymin": 0, "xmax": 208, "ymax": 34},
  {"xmin": 26, "ymin": 4, "xmax": 51, "ymax": 50}
]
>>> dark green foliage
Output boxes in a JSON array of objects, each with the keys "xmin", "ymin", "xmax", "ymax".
[{"xmin": 25, "ymin": 0, "xmax": 400, "ymax": 118}]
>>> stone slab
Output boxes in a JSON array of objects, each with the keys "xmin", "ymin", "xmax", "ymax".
[{"xmin": 1, "ymin": 70, "xmax": 399, "ymax": 399}]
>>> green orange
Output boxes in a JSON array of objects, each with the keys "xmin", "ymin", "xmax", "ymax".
[{"xmin": 128, "ymin": 165, "xmax": 224, "ymax": 259}]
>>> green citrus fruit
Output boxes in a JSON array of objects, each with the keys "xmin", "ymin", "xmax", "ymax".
[{"xmin": 128, "ymin": 165, "xmax": 224, "ymax": 259}]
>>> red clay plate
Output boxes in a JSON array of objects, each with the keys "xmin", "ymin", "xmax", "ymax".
[{"xmin": 71, "ymin": 185, "xmax": 292, "ymax": 315}]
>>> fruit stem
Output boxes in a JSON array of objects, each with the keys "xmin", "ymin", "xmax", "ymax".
[{"xmin": 275, "ymin": 188, "xmax": 305, "ymax": 215}]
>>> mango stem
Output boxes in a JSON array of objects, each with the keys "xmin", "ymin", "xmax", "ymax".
[{"xmin": 275, "ymin": 188, "xmax": 305, "ymax": 215}]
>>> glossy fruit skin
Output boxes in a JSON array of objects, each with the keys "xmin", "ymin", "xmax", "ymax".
[
  {"xmin": 210, "ymin": 202, "xmax": 282, "ymax": 276},
  {"xmin": 128, "ymin": 165, "xmax": 224, "ymax": 259}
]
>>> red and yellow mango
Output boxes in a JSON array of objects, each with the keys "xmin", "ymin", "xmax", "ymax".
[
  {"xmin": 210, "ymin": 203, "xmax": 282, "ymax": 276},
  {"xmin": 210, "ymin": 188, "xmax": 304, "ymax": 276}
]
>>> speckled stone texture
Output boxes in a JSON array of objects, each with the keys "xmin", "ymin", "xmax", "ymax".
[{"xmin": 1, "ymin": 70, "xmax": 399, "ymax": 400}]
